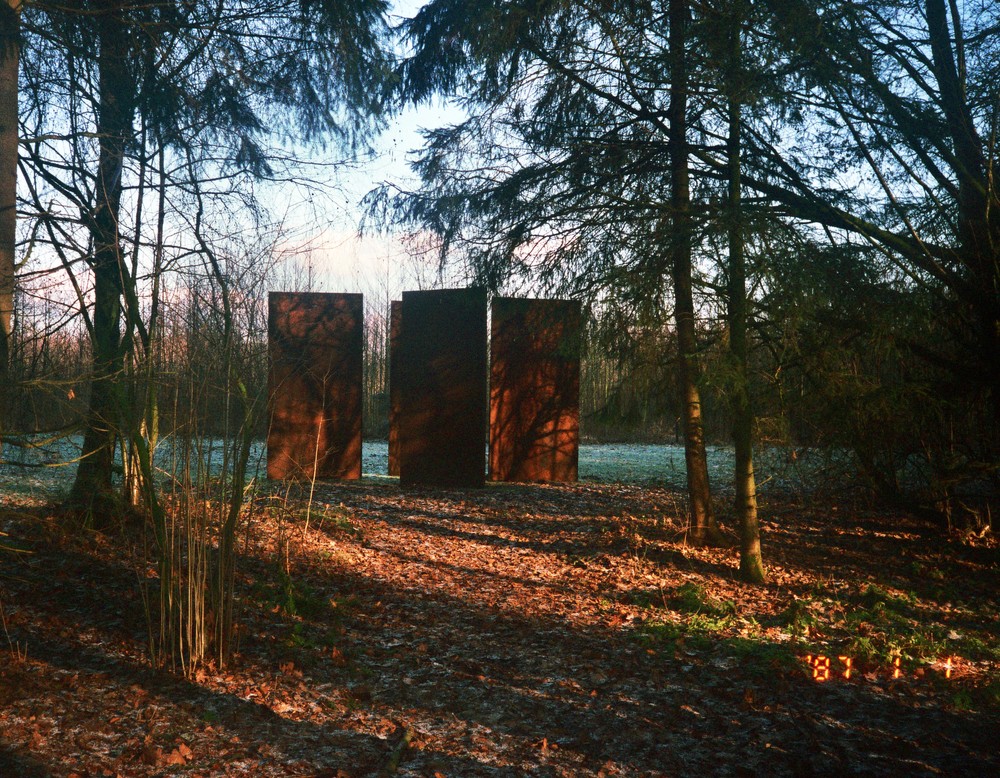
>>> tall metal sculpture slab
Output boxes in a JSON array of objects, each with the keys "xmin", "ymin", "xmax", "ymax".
[
  {"xmin": 398, "ymin": 288, "xmax": 487, "ymax": 487},
  {"xmin": 387, "ymin": 300, "xmax": 402, "ymax": 477},
  {"xmin": 267, "ymin": 292, "xmax": 363, "ymax": 480},
  {"xmin": 489, "ymin": 298, "xmax": 581, "ymax": 482}
]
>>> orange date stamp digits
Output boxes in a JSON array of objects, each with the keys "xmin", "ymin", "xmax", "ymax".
[{"xmin": 803, "ymin": 654, "xmax": 956, "ymax": 681}]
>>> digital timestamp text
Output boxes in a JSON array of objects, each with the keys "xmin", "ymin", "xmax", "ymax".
[{"xmin": 804, "ymin": 654, "xmax": 957, "ymax": 682}]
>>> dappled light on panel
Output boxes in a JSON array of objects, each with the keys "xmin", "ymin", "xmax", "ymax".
[
  {"xmin": 267, "ymin": 292, "xmax": 363, "ymax": 481},
  {"xmin": 490, "ymin": 298, "xmax": 581, "ymax": 483}
]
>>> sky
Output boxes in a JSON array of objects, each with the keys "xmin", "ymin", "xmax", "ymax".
[
  {"xmin": 268, "ymin": 1, "xmax": 466, "ymax": 301},
  {"xmin": 266, "ymin": 99, "xmax": 461, "ymax": 298}
]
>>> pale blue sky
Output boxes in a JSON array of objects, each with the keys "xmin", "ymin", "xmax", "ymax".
[{"xmin": 273, "ymin": 0, "xmax": 464, "ymax": 299}]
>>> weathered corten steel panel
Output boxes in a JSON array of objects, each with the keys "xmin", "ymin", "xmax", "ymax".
[
  {"xmin": 387, "ymin": 300, "xmax": 402, "ymax": 477},
  {"xmin": 398, "ymin": 288, "xmax": 488, "ymax": 487},
  {"xmin": 267, "ymin": 292, "xmax": 363, "ymax": 480},
  {"xmin": 489, "ymin": 297, "xmax": 581, "ymax": 482}
]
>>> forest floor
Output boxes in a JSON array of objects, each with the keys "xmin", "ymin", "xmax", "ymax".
[{"xmin": 1, "ymin": 479, "xmax": 999, "ymax": 776}]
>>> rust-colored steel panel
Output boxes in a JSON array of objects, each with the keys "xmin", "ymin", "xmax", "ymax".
[
  {"xmin": 489, "ymin": 298, "xmax": 581, "ymax": 482},
  {"xmin": 398, "ymin": 288, "xmax": 487, "ymax": 487},
  {"xmin": 267, "ymin": 292, "xmax": 363, "ymax": 480},
  {"xmin": 387, "ymin": 300, "xmax": 402, "ymax": 477}
]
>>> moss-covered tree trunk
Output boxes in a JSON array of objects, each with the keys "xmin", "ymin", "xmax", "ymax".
[{"xmin": 70, "ymin": 1, "xmax": 133, "ymax": 521}]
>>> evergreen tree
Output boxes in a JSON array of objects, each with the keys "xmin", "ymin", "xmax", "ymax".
[
  {"xmin": 379, "ymin": 0, "xmax": 733, "ymax": 544},
  {"xmin": 16, "ymin": 0, "xmax": 390, "ymax": 520},
  {"xmin": 747, "ymin": 0, "xmax": 1000, "ymax": 470}
]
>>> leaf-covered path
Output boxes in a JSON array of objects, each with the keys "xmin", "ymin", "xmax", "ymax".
[{"xmin": 2, "ymin": 480, "xmax": 999, "ymax": 775}]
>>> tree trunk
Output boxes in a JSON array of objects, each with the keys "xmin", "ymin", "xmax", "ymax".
[
  {"xmin": 726, "ymin": 60, "xmax": 765, "ymax": 583},
  {"xmin": 668, "ymin": 0, "xmax": 722, "ymax": 546},
  {"xmin": 70, "ymin": 2, "xmax": 133, "ymax": 521},
  {"xmin": 925, "ymin": 0, "xmax": 1000, "ymax": 449},
  {"xmin": 0, "ymin": 0, "xmax": 18, "ymax": 458}
]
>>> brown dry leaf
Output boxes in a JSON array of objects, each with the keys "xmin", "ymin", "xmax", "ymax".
[
  {"xmin": 140, "ymin": 744, "xmax": 163, "ymax": 766},
  {"xmin": 164, "ymin": 748, "xmax": 187, "ymax": 765}
]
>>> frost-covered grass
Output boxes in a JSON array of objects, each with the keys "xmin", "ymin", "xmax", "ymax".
[
  {"xmin": 578, "ymin": 442, "xmax": 852, "ymax": 492},
  {"xmin": 0, "ymin": 435, "xmax": 850, "ymax": 502}
]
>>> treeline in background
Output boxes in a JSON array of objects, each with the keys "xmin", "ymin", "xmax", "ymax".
[{"xmin": 7, "ymin": 250, "xmax": 992, "ymax": 515}]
